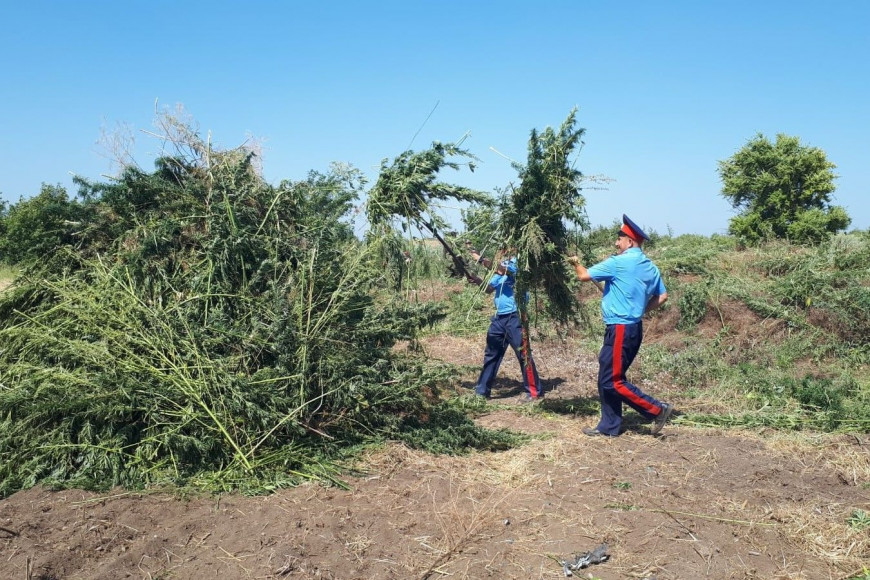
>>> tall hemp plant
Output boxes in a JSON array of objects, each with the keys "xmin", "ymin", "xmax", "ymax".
[
  {"xmin": 367, "ymin": 141, "xmax": 492, "ymax": 283},
  {"xmin": 502, "ymin": 108, "xmax": 590, "ymax": 329}
]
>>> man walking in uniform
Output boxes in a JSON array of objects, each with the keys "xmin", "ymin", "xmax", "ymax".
[{"xmin": 567, "ymin": 214, "xmax": 673, "ymax": 436}]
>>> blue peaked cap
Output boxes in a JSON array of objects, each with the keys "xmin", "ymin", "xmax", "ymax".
[{"xmin": 621, "ymin": 214, "xmax": 649, "ymax": 242}]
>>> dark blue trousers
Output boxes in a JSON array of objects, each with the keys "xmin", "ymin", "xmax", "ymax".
[
  {"xmin": 596, "ymin": 322, "xmax": 665, "ymax": 435},
  {"xmin": 475, "ymin": 311, "xmax": 541, "ymax": 398}
]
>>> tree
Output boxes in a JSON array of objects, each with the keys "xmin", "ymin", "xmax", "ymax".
[
  {"xmin": 0, "ymin": 200, "xmax": 7, "ymax": 248},
  {"xmin": 717, "ymin": 133, "xmax": 850, "ymax": 244},
  {"xmin": 0, "ymin": 184, "xmax": 86, "ymax": 264}
]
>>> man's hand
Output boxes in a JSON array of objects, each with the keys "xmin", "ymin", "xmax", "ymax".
[{"xmin": 566, "ymin": 255, "xmax": 604, "ymax": 293}]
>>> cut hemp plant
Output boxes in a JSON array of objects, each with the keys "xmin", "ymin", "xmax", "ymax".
[
  {"xmin": 367, "ymin": 140, "xmax": 491, "ymax": 282},
  {"xmin": 503, "ymin": 107, "xmax": 590, "ymax": 324}
]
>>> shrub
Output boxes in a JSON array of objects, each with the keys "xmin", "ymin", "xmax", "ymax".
[
  {"xmin": 0, "ymin": 184, "xmax": 87, "ymax": 264},
  {"xmin": 677, "ymin": 283, "xmax": 709, "ymax": 330}
]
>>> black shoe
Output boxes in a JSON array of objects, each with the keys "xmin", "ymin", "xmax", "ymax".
[
  {"xmin": 651, "ymin": 403, "xmax": 673, "ymax": 435},
  {"xmin": 582, "ymin": 427, "xmax": 616, "ymax": 437}
]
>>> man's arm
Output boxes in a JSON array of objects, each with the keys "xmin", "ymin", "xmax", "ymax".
[
  {"xmin": 566, "ymin": 256, "xmax": 604, "ymax": 293},
  {"xmin": 645, "ymin": 292, "xmax": 668, "ymax": 313},
  {"xmin": 465, "ymin": 241, "xmax": 493, "ymax": 269},
  {"xmin": 466, "ymin": 241, "xmax": 504, "ymax": 292},
  {"xmin": 482, "ymin": 263, "xmax": 507, "ymax": 294}
]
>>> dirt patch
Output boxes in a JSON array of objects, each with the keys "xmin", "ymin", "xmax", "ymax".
[{"xmin": 2, "ymin": 336, "xmax": 869, "ymax": 579}]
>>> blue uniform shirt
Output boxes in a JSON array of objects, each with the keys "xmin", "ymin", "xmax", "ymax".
[
  {"xmin": 587, "ymin": 248, "xmax": 666, "ymax": 325},
  {"xmin": 489, "ymin": 258, "xmax": 520, "ymax": 315}
]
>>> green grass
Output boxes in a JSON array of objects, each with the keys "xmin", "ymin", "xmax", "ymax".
[
  {"xmin": 633, "ymin": 232, "xmax": 870, "ymax": 434},
  {"xmin": 847, "ymin": 509, "xmax": 870, "ymax": 531}
]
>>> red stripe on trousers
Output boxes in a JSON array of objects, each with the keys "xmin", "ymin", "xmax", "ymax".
[
  {"xmin": 522, "ymin": 328, "xmax": 539, "ymax": 398},
  {"xmin": 612, "ymin": 324, "xmax": 657, "ymax": 413}
]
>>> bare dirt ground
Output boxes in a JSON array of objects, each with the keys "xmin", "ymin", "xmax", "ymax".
[{"xmin": 2, "ymin": 321, "xmax": 869, "ymax": 579}]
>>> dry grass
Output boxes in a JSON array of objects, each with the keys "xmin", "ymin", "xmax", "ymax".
[
  {"xmin": 759, "ymin": 431, "xmax": 870, "ymax": 485},
  {"xmin": 406, "ymin": 418, "xmax": 867, "ymax": 577},
  {"xmin": 286, "ymin": 318, "xmax": 870, "ymax": 578},
  {"xmin": 773, "ymin": 502, "xmax": 870, "ymax": 568}
]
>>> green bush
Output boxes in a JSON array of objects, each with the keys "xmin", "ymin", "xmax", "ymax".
[
  {"xmin": 772, "ymin": 269, "xmax": 839, "ymax": 309},
  {"xmin": 718, "ymin": 133, "xmax": 850, "ymax": 245},
  {"xmin": 785, "ymin": 375, "xmax": 844, "ymax": 430},
  {"xmin": 677, "ymin": 283, "xmax": 709, "ymax": 330},
  {"xmin": 0, "ymin": 184, "xmax": 87, "ymax": 265},
  {"xmin": 646, "ymin": 343, "xmax": 728, "ymax": 389},
  {"xmin": 786, "ymin": 206, "xmax": 852, "ymax": 244},
  {"xmin": 830, "ymin": 233, "xmax": 870, "ymax": 270},
  {"xmin": 655, "ymin": 234, "xmax": 727, "ymax": 276},
  {"xmin": 828, "ymin": 286, "xmax": 870, "ymax": 345}
]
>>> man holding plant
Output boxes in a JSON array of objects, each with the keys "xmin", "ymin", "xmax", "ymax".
[
  {"xmin": 567, "ymin": 214, "xmax": 673, "ymax": 437},
  {"xmin": 466, "ymin": 243, "xmax": 541, "ymax": 402}
]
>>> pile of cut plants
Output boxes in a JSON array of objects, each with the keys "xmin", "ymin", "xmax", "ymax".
[{"xmin": 0, "ymin": 119, "xmax": 524, "ymax": 498}]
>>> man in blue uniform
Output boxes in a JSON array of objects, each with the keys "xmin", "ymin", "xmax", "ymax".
[
  {"xmin": 567, "ymin": 215, "xmax": 673, "ymax": 436},
  {"xmin": 466, "ymin": 245, "xmax": 541, "ymax": 401}
]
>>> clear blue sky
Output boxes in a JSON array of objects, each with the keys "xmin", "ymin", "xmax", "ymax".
[{"xmin": 2, "ymin": 0, "xmax": 868, "ymax": 237}]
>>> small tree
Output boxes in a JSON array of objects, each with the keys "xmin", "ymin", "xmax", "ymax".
[
  {"xmin": 0, "ymin": 184, "xmax": 86, "ymax": 264},
  {"xmin": 718, "ymin": 133, "xmax": 850, "ymax": 244}
]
